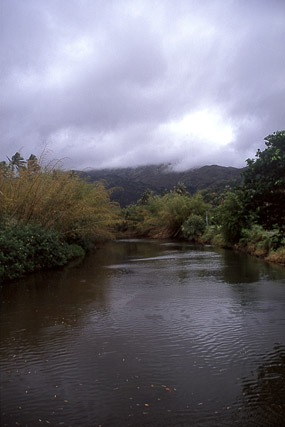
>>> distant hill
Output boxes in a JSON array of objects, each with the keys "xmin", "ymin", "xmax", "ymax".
[{"xmin": 79, "ymin": 164, "xmax": 244, "ymax": 207}]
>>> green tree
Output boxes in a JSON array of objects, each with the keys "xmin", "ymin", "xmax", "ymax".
[
  {"xmin": 242, "ymin": 131, "xmax": 285, "ymax": 230},
  {"xmin": 182, "ymin": 214, "xmax": 206, "ymax": 241},
  {"xmin": 173, "ymin": 181, "xmax": 188, "ymax": 196},
  {"xmin": 217, "ymin": 191, "xmax": 246, "ymax": 244},
  {"xmin": 137, "ymin": 189, "xmax": 155, "ymax": 205}
]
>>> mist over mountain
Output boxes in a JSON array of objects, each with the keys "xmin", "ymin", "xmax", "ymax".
[{"xmin": 80, "ymin": 164, "xmax": 244, "ymax": 206}]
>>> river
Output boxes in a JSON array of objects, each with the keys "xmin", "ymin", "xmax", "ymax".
[{"xmin": 1, "ymin": 239, "xmax": 285, "ymax": 427}]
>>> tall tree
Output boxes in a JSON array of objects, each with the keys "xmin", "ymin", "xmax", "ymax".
[{"xmin": 242, "ymin": 131, "xmax": 285, "ymax": 230}]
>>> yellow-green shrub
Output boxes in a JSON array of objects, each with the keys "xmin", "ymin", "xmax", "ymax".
[
  {"xmin": 123, "ymin": 191, "xmax": 209, "ymax": 238},
  {"xmin": 0, "ymin": 165, "xmax": 120, "ymax": 243},
  {"xmin": 238, "ymin": 225, "xmax": 280, "ymax": 257},
  {"xmin": 266, "ymin": 248, "xmax": 285, "ymax": 265}
]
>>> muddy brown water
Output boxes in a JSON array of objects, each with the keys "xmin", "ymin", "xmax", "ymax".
[{"xmin": 1, "ymin": 239, "xmax": 285, "ymax": 426}]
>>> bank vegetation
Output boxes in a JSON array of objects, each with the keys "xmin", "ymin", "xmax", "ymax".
[
  {"xmin": 0, "ymin": 154, "xmax": 119, "ymax": 281},
  {"xmin": 119, "ymin": 131, "xmax": 285, "ymax": 266},
  {"xmin": 1, "ymin": 131, "xmax": 284, "ymax": 281}
]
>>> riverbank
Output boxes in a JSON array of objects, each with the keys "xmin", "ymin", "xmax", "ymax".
[
  {"xmin": 195, "ymin": 226, "xmax": 285, "ymax": 267},
  {"xmin": 119, "ymin": 228, "xmax": 285, "ymax": 268},
  {"xmin": 0, "ymin": 222, "xmax": 86, "ymax": 282},
  {"xmin": 1, "ymin": 223, "xmax": 283, "ymax": 283},
  {"xmin": 234, "ymin": 243, "xmax": 285, "ymax": 267},
  {"xmin": 215, "ymin": 240, "xmax": 285, "ymax": 267},
  {"xmin": 0, "ymin": 158, "xmax": 120, "ymax": 282}
]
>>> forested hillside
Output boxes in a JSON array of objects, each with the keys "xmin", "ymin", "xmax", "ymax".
[{"xmin": 79, "ymin": 164, "xmax": 244, "ymax": 206}]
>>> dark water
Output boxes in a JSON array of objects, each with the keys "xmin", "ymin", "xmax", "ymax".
[{"xmin": 1, "ymin": 240, "xmax": 285, "ymax": 427}]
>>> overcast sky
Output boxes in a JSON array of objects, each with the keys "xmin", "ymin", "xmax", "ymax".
[{"xmin": 1, "ymin": 0, "xmax": 284, "ymax": 170}]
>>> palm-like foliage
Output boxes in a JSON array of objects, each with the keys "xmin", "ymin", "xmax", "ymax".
[{"xmin": 7, "ymin": 152, "xmax": 26, "ymax": 172}]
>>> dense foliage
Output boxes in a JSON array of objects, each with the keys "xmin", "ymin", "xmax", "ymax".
[
  {"xmin": 218, "ymin": 131, "xmax": 285, "ymax": 246},
  {"xmin": 120, "ymin": 190, "xmax": 209, "ymax": 239},
  {"xmin": 242, "ymin": 131, "xmax": 285, "ymax": 229},
  {"xmin": 0, "ymin": 153, "xmax": 120, "ymax": 280},
  {"xmin": 1, "ymin": 131, "xmax": 284, "ymax": 281},
  {"xmin": 120, "ymin": 131, "xmax": 285, "ymax": 264},
  {"xmin": 0, "ymin": 222, "xmax": 84, "ymax": 281},
  {"xmin": 0, "ymin": 159, "xmax": 119, "ymax": 242},
  {"xmin": 181, "ymin": 214, "xmax": 206, "ymax": 241}
]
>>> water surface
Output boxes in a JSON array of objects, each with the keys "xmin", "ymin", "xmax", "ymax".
[{"xmin": 1, "ymin": 240, "xmax": 285, "ymax": 426}]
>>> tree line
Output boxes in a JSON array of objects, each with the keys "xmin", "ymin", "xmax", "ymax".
[
  {"xmin": 0, "ymin": 131, "xmax": 284, "ymax": 281},
  {"xmin": 119, "ymin": 131, "xmax": 285, "ymax": 263}
]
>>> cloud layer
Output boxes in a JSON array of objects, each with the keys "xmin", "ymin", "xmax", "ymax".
[{"xmin": 1, "ymin": 0, "xmax": 284, "ymax": 170}]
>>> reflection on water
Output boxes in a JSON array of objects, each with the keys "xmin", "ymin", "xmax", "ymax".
[
  {"xmin": 220, "ymin": 249, "xmax": 285, "ymax": 285},
  {"xmin": 1, "ymin": 239, "xmax": 285, "ymax": 427},
  {"xmin": 221, "ymin": 249, "xmax": 262, "ymax": 284},
  {"xmin": 0, "ymin": 254, "xmax": 111, "ymax": 346}
]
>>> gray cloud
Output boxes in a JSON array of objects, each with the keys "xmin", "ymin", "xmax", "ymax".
[{"xmin": 0, "ymin": 0, "xmax": 284, "ymax": 170}]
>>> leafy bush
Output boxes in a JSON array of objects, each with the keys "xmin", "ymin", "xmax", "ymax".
[
  {"xmin": 238, "ymin": 225, "xmax": 282, "ymax": 257},
  {"xmin": 0, "ymin": 223, "xmax": 84, "ymax": 281},
  {"xmin": 124, "ymin": 191, "xmax": 209, "ymax": 238},
  {"xmin": 66, "ymin": 243, "xmax": 86, "ymax": 259},
  {"xmin": 201, "ymin": 225, "xmax": 220, "ymax": 244},
  {"xmin": 212, "ymin": 233, "xmax": 227, "ymax": 247},
  {"xmin": 266, "ymin": 248, "xmax": 285, "ymax": 265},
  {"xmin": 217, "ymin": 191, "xmax": 246, "ymax": 244},
  {"xmin": 182, "ymin": 214, "xmax": 206, "ymax": 241}
]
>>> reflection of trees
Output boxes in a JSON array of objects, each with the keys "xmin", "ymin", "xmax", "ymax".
[
  {"xmin": 0, "ymin": 239, "xmax": 178, "ymax": 346},
  {"xmin": 221, "ymin": 249, "xmax": 261, "ymax": 284},
  {"xmin": 241, "ymin": 344, "xmax": 285, "ymax": 423},
  {"xmin": 218, "ymin": 248, "xmax": 285, "ymax": 307},
  {"xmin": 0, "ymin": 251, "xmax": 112, "ymax": 345},
  {"xmin": 106, "ymin": 239, "xmax": 164, "ymax": 262},
  {"xmin": 221, "ymin": 247, "xmax": 285, "ymax": 285}
]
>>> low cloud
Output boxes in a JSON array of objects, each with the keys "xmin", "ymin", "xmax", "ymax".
[{"xmin": 1, "ymin": 0, "xmax": 284, "ymax": 170}]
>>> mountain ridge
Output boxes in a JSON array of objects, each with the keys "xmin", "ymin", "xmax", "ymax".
[{"xmin": 79, "ymin": 164, "xmax": 245, "ymax": 206}]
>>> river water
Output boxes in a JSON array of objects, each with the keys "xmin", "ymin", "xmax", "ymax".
[{"xmin": 1, "ymin": 239, "xmax": 285, "ymax": 427}]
